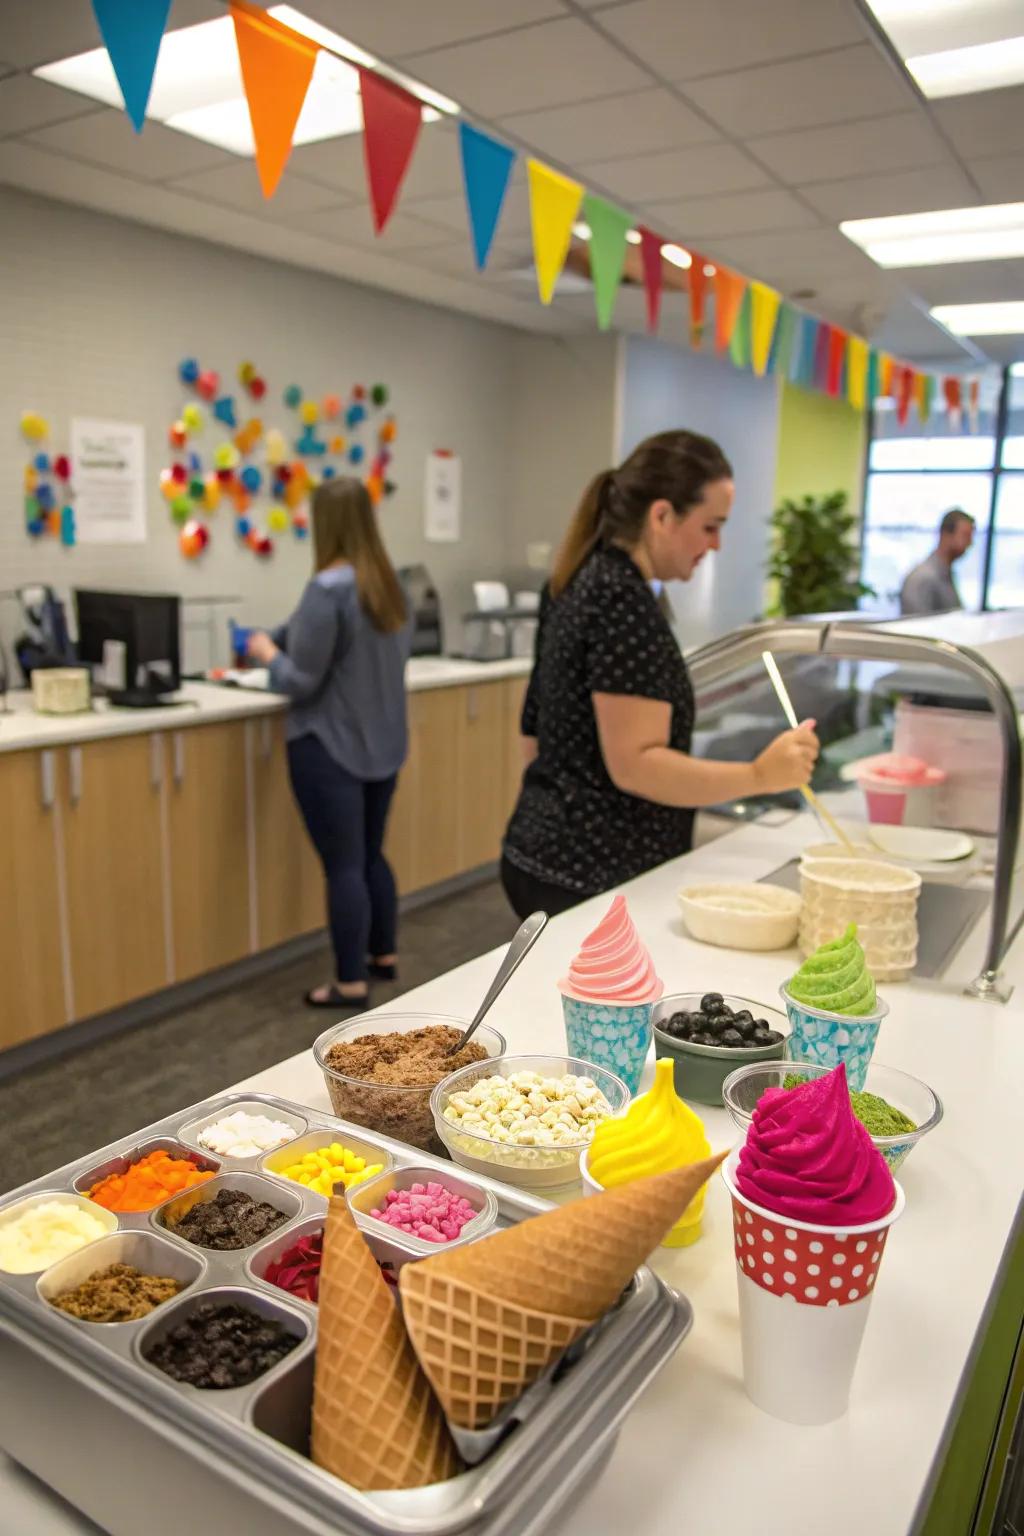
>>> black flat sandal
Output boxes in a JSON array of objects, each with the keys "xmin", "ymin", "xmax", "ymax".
[
  {"xmin": 367, "ymin": 961, "xmax": 397, "ymax": 982},
  {"xmin": 303, "ymin": 985, "xmax": 369, "ymax": 1011}
]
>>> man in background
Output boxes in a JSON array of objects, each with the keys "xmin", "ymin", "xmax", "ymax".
[{"xmin": 899, "ymin": 508, "xmax": 975, "ymax": 616}]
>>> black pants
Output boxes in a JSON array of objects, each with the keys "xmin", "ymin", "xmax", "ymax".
[
  {"xmin": 287, "ymin": 734, "xmax": 398, "ymax": 985},
  {"xmin": 499, "ymin": 854, "xmax": 586, "ymax": 922}
]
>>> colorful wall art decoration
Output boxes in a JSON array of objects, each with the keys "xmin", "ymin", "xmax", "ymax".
[
  {"xmin": 20, "ymin": 412, "xmax": 75, "ymax": 546},
  {"xmin": 162, "ymin": 360, "xmax": 397, "ymax": 559}
]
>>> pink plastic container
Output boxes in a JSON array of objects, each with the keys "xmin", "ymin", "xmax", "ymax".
[{"xmin": 852, "ymin": 753, "xmax": 946, "ymax": 827}]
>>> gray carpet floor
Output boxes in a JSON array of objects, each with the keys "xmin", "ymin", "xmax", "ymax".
[{"xmin": 1, "ymin": 879, "xmax": 514, "ymax": 1194}]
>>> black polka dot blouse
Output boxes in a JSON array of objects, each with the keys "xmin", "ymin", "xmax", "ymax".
[{"xmin": 503, "ymin": 543, "xmax": 695, "ymax": 895}]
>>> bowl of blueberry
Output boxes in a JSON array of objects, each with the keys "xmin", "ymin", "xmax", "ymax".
[{"xmin": 652, "ymin": 992, "xmax": 789, "ymax": 1106}]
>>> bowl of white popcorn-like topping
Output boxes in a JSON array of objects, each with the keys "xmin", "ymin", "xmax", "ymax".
[{"xmin": 430, "ymin": 1055, "xmax": 629, "ymax": 1190}]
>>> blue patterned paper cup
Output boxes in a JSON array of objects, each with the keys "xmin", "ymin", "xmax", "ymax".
[
  {"xmin": 779, "ymin": 986, "xmax": 889, "ymax": 1091},
  {"xmin": 560, "ymin": 994, "xmax": 653, "ymax": 1095}
]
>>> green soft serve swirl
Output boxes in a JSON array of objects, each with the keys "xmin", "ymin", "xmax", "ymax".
[{"xmin": 787, "ymin": 923, "xmax": 877, "ymax": 1017}]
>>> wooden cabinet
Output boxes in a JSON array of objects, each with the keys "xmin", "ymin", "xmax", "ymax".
[
  {"xmin": 59, "ymin": 734, "xmax": 168, "ymax": 1021},
  {"xmin": 458, "ymin": 683, "xmax": 508, "ymax": 871},
  {"xmin": 251, "ymin": 715, "xmax": 324, "ymax": 949},
  {"xmin": 400, "ymin": 687, "xmax": 462, "ymax": 890},
  {"xmin": 0, "ymin": 750, "xmax": 68, "ymax": 1047},
  {"xmin": 165, "ymin": 721, "xmax": 252, "ymax": 982}
]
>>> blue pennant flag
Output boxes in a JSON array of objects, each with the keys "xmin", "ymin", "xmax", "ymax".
[
  {"xmin": 459, "ymin": 122, "xmax": 515, "ymax": 270},
  {"xmin": 91, "ymin": 0, "xmax": 172, "ymax": 131}
]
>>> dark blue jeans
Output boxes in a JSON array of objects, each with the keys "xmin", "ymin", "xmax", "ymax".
[{"xmin": 287, "ymin": 734, "xmax": 398, "ymax": 986}]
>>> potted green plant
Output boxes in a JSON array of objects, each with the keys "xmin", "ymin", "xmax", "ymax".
[{"xmin": 766, "ymin": 490, "xmax": 875, "ymax": 617}]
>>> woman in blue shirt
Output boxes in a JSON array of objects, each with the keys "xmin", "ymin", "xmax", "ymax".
[{"xmin": 248, "ymin": 478, "xmax": 412, "ymax": 1011}]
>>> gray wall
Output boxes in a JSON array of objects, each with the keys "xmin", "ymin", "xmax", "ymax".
[{"xmin": 618, "ymin": 335, "xmax": 782, "ymax": 647}]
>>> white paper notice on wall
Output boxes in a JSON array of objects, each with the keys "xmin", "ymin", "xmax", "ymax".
[
  {"xmin": 70, "ymin": 418, "xmax": 147, "ymax": 544},
  {"xmin": 424, "ymin": 450, "xmax": 461, "ymax": 543}
]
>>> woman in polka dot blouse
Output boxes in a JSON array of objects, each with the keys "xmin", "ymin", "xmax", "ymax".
[{"xmin": 501, "ymin": 430, "xmax": 819, "ymax": 920}]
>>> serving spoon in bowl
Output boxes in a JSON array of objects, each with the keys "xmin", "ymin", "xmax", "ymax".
[{"xmin": 444, "ymin": 910, "xmax": 549, "ymax": 1056}]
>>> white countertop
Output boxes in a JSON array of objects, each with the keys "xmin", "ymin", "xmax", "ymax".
[
  {"xmin": 0, "ymin": 657, "xmax": 531, "ymax": 754},
  {"xmin": 3, "ymin": 813, "xmax": 1022, "ymax": 1534}
]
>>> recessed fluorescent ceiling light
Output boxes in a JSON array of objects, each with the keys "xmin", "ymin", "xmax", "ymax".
[
  {"xmin": 931, "ymin": 301, "xmax": 1024, "ymax": 335},
  {"xmin": 841, "ymin": 203, "xmax": 1024, "ymax": 267},
  {"xmin": 865, "ymin": 0, "xmax": 1024, "ymax": 95},
  {"xmin": 34, "ymin": 7, "xmax": 451, "ymax": 156},
  {"xmin": 661, "ymin": 243, "xmax": 692, "ymax": 269}
]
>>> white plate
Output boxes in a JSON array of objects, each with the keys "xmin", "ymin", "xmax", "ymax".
[{"xmin": 867, "ymin": 825, "xmax": 975, "ymax": 863}]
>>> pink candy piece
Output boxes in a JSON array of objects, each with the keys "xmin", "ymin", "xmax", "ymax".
[{"xmin": 368, "ymin": 1181, "xmax": 477, "ymax": 1241}]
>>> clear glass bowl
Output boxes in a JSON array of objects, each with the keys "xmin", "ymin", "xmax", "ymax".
[
  {"xmin": 314, "ymin": 1013, "xmax": 506, "ymax": 1156},
  {"xmin": 431, "ymin": 1053, "xmax": 630, "ymax": 1190},
  {"xmin": 721, "ymin": 1059, "xmax": 943, "ymax": 1171}
]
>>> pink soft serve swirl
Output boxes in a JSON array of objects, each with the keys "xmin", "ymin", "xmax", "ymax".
[
  {"xmin": 559, "ymin": 894, "xmax": 663, "ymax": 1004},
  {"xmin": 736, "ymin": 1063, "xmax": 894, "ymax": 1224}
]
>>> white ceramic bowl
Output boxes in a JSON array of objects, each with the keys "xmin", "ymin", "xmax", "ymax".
[{"xmin": 677, "ymin": 883, "xmax": 801, "ymax": 951}]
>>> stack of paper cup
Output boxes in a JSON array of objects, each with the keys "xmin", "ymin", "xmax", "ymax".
[
  {"xmin": 722, "ymin": 1149, "xmax": 905, "ymax": 1424},
  {"xmin": 799, "ymin": 858, "xmax": 921, "ymax": 983}
]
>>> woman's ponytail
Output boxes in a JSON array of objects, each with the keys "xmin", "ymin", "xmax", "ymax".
[{"xmin": 550, "ymin": 469, "xmax": 612, "ymax": 597}]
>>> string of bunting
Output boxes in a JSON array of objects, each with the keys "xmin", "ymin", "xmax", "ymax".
[{"xmin": 93, "ymin": 0, "xmax": 981, "ymax": 429}]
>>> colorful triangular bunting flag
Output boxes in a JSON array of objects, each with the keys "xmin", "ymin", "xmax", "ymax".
[
  {"xmin": 459, "ymin": 122, "xmax": 515, "ymax": 270},
  {"xmin": 360, "ymin": 69, "xmax": 423, "ymax": 233},
  {"xmin": 768, "ymin": 303, "xmax": 797, "ymax": 378},
  {"xmin": 231, "ymin": 1, "xmax": 317, "ymax": 198},
  {"xmin": 729, "ymin": 286, "xmax": 752, "ymax": 369},
  {"xmin": 846, "ymin": 336, "xmax": 868, "ymax": 410},
  {"xmin": 689, "ymin": 257, "xmax": 708, "ymax": 346},
  {"xmin": 92, "ymin": 0, "xmax": 172, "ymax": 131},
  {"xmin": 638, "ymin": 227, "xmax": 663, "ymax": 334},
  {"xmin": 714, "ymin": 268, "xmax": 746, "ymax": 352},
  {"xmin": 826, "ymin": 327, "xmax": 847, "ymax": 398},
  {"xmin": 527, "ymin": 160, "xmax": 583, "ymax": 305},
  {"xmin": 750, "ymin": 281, "xmax": 781, "ymax": 377},
  {"xmin": 583, "ymin": 193, "xmax": 632, "ymax": 330}
]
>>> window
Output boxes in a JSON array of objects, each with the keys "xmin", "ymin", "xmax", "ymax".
[{"xmin": 861, "ymin": 369, "xmax": 1023, "ymax": 613}]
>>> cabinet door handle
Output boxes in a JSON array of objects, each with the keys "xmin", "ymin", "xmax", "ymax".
[
  {"xmin": 69, "ymin": 747, "xmax": 82, "ymax": 806},
  {"xmin": 39, "ymin": 750, "xmax": 55, "ymax": 810},
  {"xmin": 467, "ymin": 687, "xmax": 479, "ymax": 724},
  {"xmin": 173, "ymin": 731, "xmax": 185, "ymax": 786},
  {"xmin": 150, "ymin": 733, "xmax": 163, "ymax": 790}
]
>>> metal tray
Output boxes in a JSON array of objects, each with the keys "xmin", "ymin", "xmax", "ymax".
[{"xmin": 0, "ymin": 1090, "xmax": 692, "ymax": 1536}]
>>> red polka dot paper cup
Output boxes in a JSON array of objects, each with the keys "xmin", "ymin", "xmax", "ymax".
[{"xmin": 721, "ymin": 1148, "xmax": 905, "ymax": 1425}]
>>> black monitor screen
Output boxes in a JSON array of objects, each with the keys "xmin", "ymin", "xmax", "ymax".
[{"xmin": 74, "ymin": 590, "xmax": 181, "ymax": 700}]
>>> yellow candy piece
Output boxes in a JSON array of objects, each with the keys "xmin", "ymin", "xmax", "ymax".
[
  {"xmin": 300, "ymin": 400, "xmax": 319, "ymax": 425},
  {"xmin": 182, "ymin": 403, "xmax": 203, "ymax": 433},
  {"xmin": 21, "ymin": 411, "xmax": 49, "ymax": 441},
  {"xmin": 214, "ymin": 441, "xmax": 240, "ymax": 471},
  {"xmin": 24, "ymin": 466, "xmax": 38, "ymax": 491}
]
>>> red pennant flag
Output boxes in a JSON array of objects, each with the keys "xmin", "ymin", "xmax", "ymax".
[
  {"xmin": 942, "ymin": 375, "xmax": 962, "ymax": 430},
  {"xmin": 896, "ymin": 365, "xmax": 915, "ymax": 425},
  {"xmin": 638, "ymin": 227, "xmax": 663, "ymax": 334},
  {"xmin": 826, "ymin": 327, "xmax": 847, "ymax": 397},
  {"xmin": 360, "ymin": 69, "xmax": 422, "ymax": 233},
  {"xmin": 813, "ymin": 322, "xmax": 831, "ymax": 391},
  {"xmin": 231, "ymin": 0, "xmax": 316, "ymax": 199},
  {"xmin": 689, "ymin": 256, "xmax": 708, "ymax": 346}
]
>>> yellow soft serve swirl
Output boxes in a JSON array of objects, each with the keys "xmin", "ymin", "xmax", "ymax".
[{"xmin": 587, "ymin": 1060, "xmax": 711, "ymax": 1246}]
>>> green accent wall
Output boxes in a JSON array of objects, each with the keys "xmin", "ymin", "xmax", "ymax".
[{"xmin": 773, "ymin": 379, "xmax": 867, "ymax": 510}]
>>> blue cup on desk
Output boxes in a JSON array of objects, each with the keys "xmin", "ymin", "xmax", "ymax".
[{"xmin": 229, "ymin": 620, "xmax": 252, "ymax": 667}]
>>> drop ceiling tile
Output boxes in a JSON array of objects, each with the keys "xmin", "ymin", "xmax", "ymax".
[
  {"xmin": 400, "ymin": 179, "xmax": 533, "ymax": 238},
  {"xmin": 393, "ymin": 18, "xmax": 650, "ymax": 117},
  {"xmin": 289, "ymin": 121, "xmax": 462, "ymax": 202},
  {"xmin": 933, "ymin": 86, "xmax": 1024, "ymax": 160},
  {"xmin": 593, "ymin": 0, "xmax": 863, "ymax": 82},
  {"xmin": 0, "ymin": 72, "xmax": 105, "ymax": 134},
  {"xmin": 708, "ymin": 228, "xmax": 877, "ymax": 288},
  {"xmin": 969, "ymin": 154, "xmax": 1024, "ymax": 201},
  {"xmin": 498, "ymin": 88, "xmax": 718, "ymax": 165},
  {"xmin": 683, "ymin": 45, "xmax": 913, "ymax": 138},
  {"xmin": 799, "ymin": 164, "xmax": 980, "ymax": 221},
  {"xmin": 25, "ymin": 108, "xmax": 234, "ymax": 180},
  {"xmin": 755, "ymin": 112, "xmax": 947, "ymax": 184},
  {"xmin": 287, "ymin": 134, "xmax": 369, "ymax": 197},
  {"xmin": 4, "ymin": 0, "xmax": 223, "ymax": 69},
  {"xmin": 167, "ymin": 162, "xmax": 343, "ymax": 221},
  {"xmin": 645, "ymin": 187, "xmax": 818, "ymax": 238},
  {"xmin": 291, "ymin": 204, "xmax": 458, "ymax": 252},
  {"xmin": 582, "ymin": 142, "xmax": 768, "ymax": 204},
  {"xmin": 295, "ymin": 0, "xmax": 565, "ymax": 59},
  {"xmin": 893, "ymin": 258, "xmax": 1024, "ymax": 308}
]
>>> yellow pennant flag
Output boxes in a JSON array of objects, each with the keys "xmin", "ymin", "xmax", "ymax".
[
  {"xmin": 847, "ymin": 335, "xmax": 869, "ymax": 410},
  {"xmin": 750, "ymin": 282, "xmax": 780, "ymax": 376},
  {"xmin": 527, "ymin": 159, "xmax": 583, "ymax": 305}
]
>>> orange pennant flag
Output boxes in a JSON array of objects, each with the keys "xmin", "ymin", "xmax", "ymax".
[
  {"xmin": 714, "ymin": 268, "xmax": 746, "ymax": 352},
  {"xmin": 689, "ymin": 256, "xmax": 708, "ymax": 346},
  {"xmin": 879, "ymin": 352, "xmax": 894, "ymax": 397},
  {"xmin": 231, "ymin": 0, "xmax": 317, "ymax": 198}
]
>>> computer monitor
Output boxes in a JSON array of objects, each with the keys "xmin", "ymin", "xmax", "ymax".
[{"xmin": 74, "ymin": 590, "xmax": 181, "ymax": 707}]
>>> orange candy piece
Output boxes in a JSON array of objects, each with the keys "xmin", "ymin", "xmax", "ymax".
[{"xmin": 86, "ymin": 1148, "xmax": 214, "ymax": 1212}]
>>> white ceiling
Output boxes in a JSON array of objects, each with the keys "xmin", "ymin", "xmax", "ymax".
[{"xmin": 0, "ymin": 0, "xmax": 1022, "ymax": 365}]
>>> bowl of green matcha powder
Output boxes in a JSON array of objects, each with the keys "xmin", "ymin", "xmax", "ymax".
[{"xmin": 722, "ymin": 1059, "xmax": 942, "ymax": 1171}]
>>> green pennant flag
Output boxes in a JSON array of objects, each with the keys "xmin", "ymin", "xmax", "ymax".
[
  {"xmin": 582, "ymin": 192, "xmax": 632, "ymax": 330},
  {"xmin": 769, "ymin": 303, "xmax": 797, "ymax": 377},
  {"xmin": 729, "ymin": 286, "xmax": 752, "ymax": 370},
  {"xmin": 866, "ymin": 347, "xmax": 880, "ymax": 406}
]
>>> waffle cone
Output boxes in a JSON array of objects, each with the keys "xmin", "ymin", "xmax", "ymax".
[
  {"xmin": 312, "ymin": 1195, "xmax": 461, "ymax": 1491},
  {"xmin": 406, "ymin": 1154, "xmax": 727, "ymax": 1321},
  {"xmin": 399, "ymin": 1155, "xmax": 725, "ymax": 1430}
]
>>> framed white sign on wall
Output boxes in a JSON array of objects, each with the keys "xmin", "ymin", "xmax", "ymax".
[
  {"xmin": 70, "ymin": 418, "xmax": 147, "ymax": 544},
  {"xmin": 424, "ymin": 450, "xmax": 461, "ymax": 543}
]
